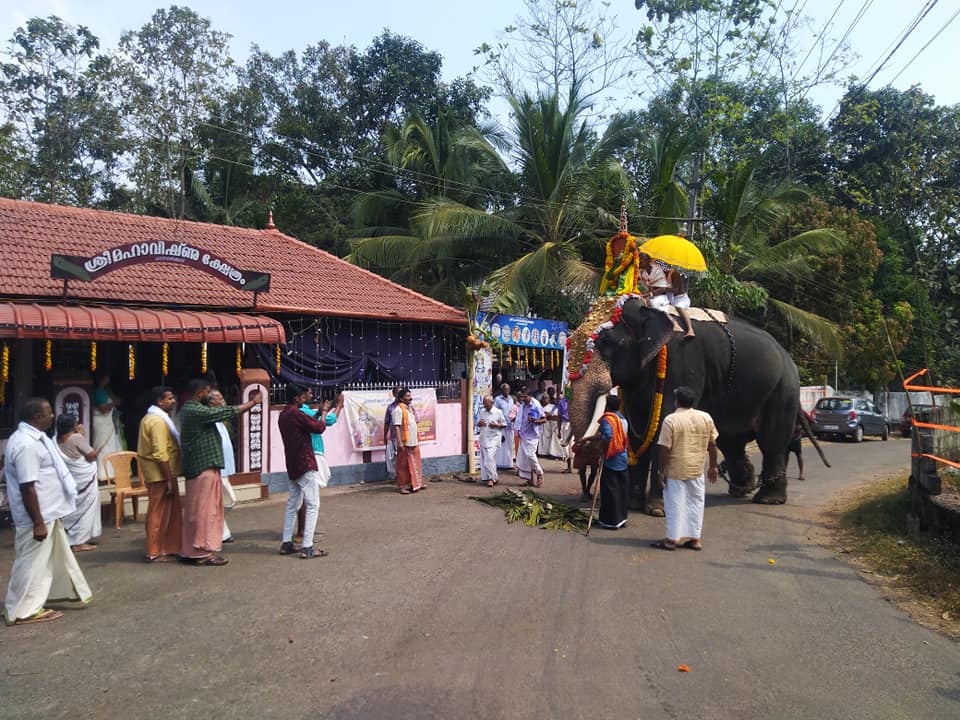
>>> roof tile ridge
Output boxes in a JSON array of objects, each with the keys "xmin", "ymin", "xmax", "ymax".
[
  {"xmin": 261, "ymin": 229, "xmax": 463, "ymax": 316},
  {"xmin": 0, "ymin": 197, "xmax": 270, "ymax": 236}
]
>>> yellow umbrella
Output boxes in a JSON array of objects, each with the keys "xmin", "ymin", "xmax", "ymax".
[{"xmin": 638, "ymin": 235, "xmax": 708, "ymax": 275}]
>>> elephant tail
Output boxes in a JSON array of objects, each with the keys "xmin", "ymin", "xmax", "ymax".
[{"xmin": 798, "ymin": 409, "xmax": 831, "ymax": 468}]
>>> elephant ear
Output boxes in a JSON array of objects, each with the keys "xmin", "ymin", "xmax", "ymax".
[{"xmin": 617, "ymin": 299, "xmax": 676, "ymax": 368}]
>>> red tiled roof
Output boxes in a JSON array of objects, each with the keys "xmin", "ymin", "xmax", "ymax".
[
  {"xmin": 0, "ymin": 198, "xmax": 465, "ymax": 325},
  {"xmin": 0, "ymin": 303, "xmax": 286, "ymax": 343}
]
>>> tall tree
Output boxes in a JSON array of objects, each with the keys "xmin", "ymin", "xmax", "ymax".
[
  {"xmin": 0, "ymin": 16, "xmax": 121, "ymax": 205},
  {"xmin": 112, "ymin": 5, "xmax": 234, "ymax": 218},
  {"xmin": 475, "ymin": 0, "xmax": 638, "ymax": 107},
  {"xmin": 828, "ymin": 86, "xmax": 960, "ymax": 382}
]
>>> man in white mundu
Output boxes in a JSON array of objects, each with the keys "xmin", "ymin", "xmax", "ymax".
[
  {"xmin": 515, "ymin": 387, "xmax": 547, "ymax": 487},
  {"xmin": 476, "ymin": 395, "xmax": 507, "ymax": 487},
  {"xmin": 654, "ymin": 386, "xmax": 719, "ymax": 551},
  {"xmin": 639, "ymin": 252, "xmax": 684, "ymax": 334},
  {"xmin": 4, "ymin": 398, "xmax": 92, "ymax": 625}
]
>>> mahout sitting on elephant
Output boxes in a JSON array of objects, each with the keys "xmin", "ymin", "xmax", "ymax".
[{"xmin": 566, "ymin": 295, "xmax": 827, "ymax": 514}]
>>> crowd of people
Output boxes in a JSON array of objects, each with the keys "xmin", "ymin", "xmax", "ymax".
[
  {"xmin": 2, "ymin": 364, "xmax": 725, "ymax": 627},
  {"xmin": 0, "ymin": 376, "xmax": 353, "ymax": 625}
]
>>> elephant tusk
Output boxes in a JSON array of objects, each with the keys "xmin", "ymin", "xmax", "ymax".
[{"xmin": 582, "ymin": 394, "xmax": 608, "ymax": 442}]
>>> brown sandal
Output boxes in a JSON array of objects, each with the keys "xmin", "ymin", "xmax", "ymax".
[{"xmin": 14, "ymin": 608, "xmax": 63, "ymax": 624}]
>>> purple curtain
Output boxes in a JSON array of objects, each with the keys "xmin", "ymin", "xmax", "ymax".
[{"xmin": 259, "ymin": 317, "xmax": 455, "ymax": 387}]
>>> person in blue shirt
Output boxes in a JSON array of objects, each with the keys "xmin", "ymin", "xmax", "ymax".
[
  {"xmin": 293, "ymin": 389, "xmax": 343, "ymax": 543},
  {"xmin": 595, "ymin": 394, "xmax": 630, "ymax": 530}
]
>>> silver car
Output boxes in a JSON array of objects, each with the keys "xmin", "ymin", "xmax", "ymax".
[{"xmin": 811, "ymin": 397, "xmax": 889, "ymax": 442}]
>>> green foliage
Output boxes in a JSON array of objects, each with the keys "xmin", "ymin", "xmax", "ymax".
[
  {"xmin": 0, "ymin": 16, "xmax": 122, "ymax": 205},
  {"xmin": 472, "ymin": 487, "xmax": 592, "ymax": 532}
]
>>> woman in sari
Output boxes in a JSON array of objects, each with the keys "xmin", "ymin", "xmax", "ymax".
[
  {"xmin": 537, "ymin": 393, "xmax": 566, "ymax": 460},
  {"xmin": 92, "ymin": 372, "xmax": 123, "ymax": 482},
  {"xmin": 57, "ymin": 413, "xmax": 101, "ymax": 551}
]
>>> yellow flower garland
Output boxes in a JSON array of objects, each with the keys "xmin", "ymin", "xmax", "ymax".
[
  {"xmin": 1, "ymin": 341, "xmax": 9, "ymax": 383},
  {"xmin": 200, "ymin": 342, "xmax": 208, "ymax": 375},
  {"xmin": 90, "ymin": 341, "xmax": 97, "ymax": 373},
  {"xmin": 236, "ymin": 344, "xmax": 242, "ymax": 377},
  {"xmin": 275, "ymin": 344, "xmax": 282, "ymax": 375},
  {"xmin": 161, "ymin": 343, "xmax": 169, "ymax": 376},
  {"xmin": 45, "ymin": 340, "xmax": 52, "ymax": 371},
  {"xmin": 635, "ymin": 345, "xmax": 668, "ymax": 455},
  {"xmin": 128, "ymin": 343, "xmax": 136, "ymax": 380}
]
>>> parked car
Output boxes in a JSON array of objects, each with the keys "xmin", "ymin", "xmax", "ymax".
[
  {"xmin": 811, "ymin": 397, "xmax": 889, "ymax": 442},
  {"xmin": 900, "ymin": 404, "xmax": 937, "ymax": 437}
]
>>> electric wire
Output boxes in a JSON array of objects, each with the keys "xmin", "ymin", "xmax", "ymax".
[{"xmin": 888, "ymin": 5, "xmax": 960, "ymax": 85}]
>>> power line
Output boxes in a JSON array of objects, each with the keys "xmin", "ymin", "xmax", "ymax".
[
  {"xmin": 859, "ymin": 0, "xmax": 940, "ymax": 89},
  {"xmin": 792, "ymin": 0, "xmax": 847, "ymax": 82},
  {"xmin": 888, "ymin": 5, "xmax": 960, "ymax": 85}
]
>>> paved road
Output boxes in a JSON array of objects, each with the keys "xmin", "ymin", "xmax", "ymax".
[{"xmin": 1, "ymin": 435, "xmax": 957, "ymax": 719}]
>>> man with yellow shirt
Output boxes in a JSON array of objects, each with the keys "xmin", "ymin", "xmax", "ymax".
[
  {"xmin": 137, "ymin": 386, "xmax": 182, "ymax": 563},
  {"xmin": 653, "ymin": 386, "xmax": 719, "ymax": 551}
]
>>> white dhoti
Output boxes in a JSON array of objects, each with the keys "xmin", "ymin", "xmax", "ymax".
[
  {"xmin": 62, "ymin": 476, "xmax": 101, "ymax": 546},
  {"xmin": 495, "ymin": 430, "xmax": 514, "ymax": 468},
  {"xmin": 385, "ymin": 438, "xmax": 398, "ymax": 478},
  {"xmin": 4, "ymin": 519, "xmax": 92, "ymax": 625},
  {"xmin": 315, "ymin": 453, "xmax": 331, "ymax": 488},
  {"xmin": 516, "ymin": 437, "xmax": 543, "ymax": 483},
  {"xmin": 648, "ymin": 294, "xmax": 671, "ymax": 311},
  {"xmin": 221, "ymin": 474, "xmax": 237, "ymax": 542},
  {"xmin": 92, "ymin": 409, "xmax": 122, "ymax": 481},
  {"xmin": 663, "ymin": 475, "xmax": 706, "ymax": 541},
  {"xmin": 480, "ymin": 444, "xmax": 499, "ymax": 482}
]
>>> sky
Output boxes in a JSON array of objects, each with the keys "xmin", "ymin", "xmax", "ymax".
[{"xmin": 2, "ymin": 0, "xmax": 958, "ymax": 120}]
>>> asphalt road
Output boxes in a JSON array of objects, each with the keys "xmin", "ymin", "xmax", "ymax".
[{"xmin": 1, "ymin": 435, "xmax": 957, "ymax": 720}]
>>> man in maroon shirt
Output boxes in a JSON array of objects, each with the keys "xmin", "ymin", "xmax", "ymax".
[{"xmin": 278, "ymin": 384, "xmax": 330, "ymax": 559}]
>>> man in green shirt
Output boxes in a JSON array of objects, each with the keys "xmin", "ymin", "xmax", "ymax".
[{"xmin": 179, "ymin": 378, "xmax": 261, "ymax": 566}]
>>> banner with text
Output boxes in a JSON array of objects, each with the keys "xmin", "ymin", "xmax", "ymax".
[{"xmin": 341, "ymin": 388, "xmax": 437, "ymax": 451}]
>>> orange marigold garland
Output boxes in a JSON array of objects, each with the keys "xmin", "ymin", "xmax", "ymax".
[
  {"xmin": 0, "ymin": 341, "xmax": 9, "ymax": 406},
  {"xmin": 90, "ymin": 341, "xmax": 97, "ymax": 373},
  {"xmin": 45, "ymin": 340, "xmax": 52, "ymax": 371},
  {"xmin": 161, "ymin": 343, "xmax": 169, "ymax": 376},
  {"xmin": 275, "ymin": 344, "xmax": 282, "ymax": 375},
  {"xmin": 128, "ymin": 343, "xmax": 136, "ymax": 380},
  {"xmin": 236, "ymin": 344, "xmax": 243, "ymax": 377},
  {"xmin": 635, "ymin": 345, "xmax": 668, "ymax": 455},
  {"xmin": 200, "ymin": 342, "xmax": 208, "ymax": 375}
]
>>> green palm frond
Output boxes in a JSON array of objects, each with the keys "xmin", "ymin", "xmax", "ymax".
[
  {"xmin": 768, "ymin": 298, "xmax": 844, "ymax": 359},
  {"xmin": 740, "ymin": 229, "xmax": 847, "ymax": 277},
  {"xmin": 348, "ymin": 234, "xmax": 423, "ymax": 272},
  {"xmin": 486, "ymin": 240, "xmax": 590, "ymax": 314},
  {"xmin": 413, "ymin": 199, "xmax": 524, "ymax": 242}
]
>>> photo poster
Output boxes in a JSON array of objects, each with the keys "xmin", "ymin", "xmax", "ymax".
[
  {"xmin": 477, "ymin": 312, "xmax": 569, "ymax": 350},
  {"xmin": 341, "ymin": 388, "xmax": 437, "ymax": 452},
  {"xmin": 470, "ymin": 347, "xmax": 493, "ymax": 468}
]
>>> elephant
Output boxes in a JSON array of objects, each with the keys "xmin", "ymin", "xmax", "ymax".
[{"xmin": 567, "ymin": 297, "xmax": 826, "ymax": 514}]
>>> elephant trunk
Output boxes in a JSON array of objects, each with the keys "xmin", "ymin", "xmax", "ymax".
[{"xmin": 568, "ymin": 354, "xmax": 613, "ymax": 440}]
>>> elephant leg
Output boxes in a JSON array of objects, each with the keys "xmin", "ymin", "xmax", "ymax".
[
  {"xmin": 717, "ymin": 436, "xmax": 755, "ymax": 498},
  {"xmin": 753, "ymin": 402, "xmax": 796, "ymax": 505},
  {"xmin": 628, "ymin": 460, "xmax": 647, "ymax": 512},
  {"xmin": 644, "ymin": 446, "xmax": 665, "ymax": 517}
]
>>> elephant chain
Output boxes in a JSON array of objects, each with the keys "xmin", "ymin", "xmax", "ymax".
[{"xmin": 702, "ymin": 308, "xmax": 736, "ymax": 394}]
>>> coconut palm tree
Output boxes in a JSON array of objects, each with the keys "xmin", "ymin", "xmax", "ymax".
[
  {"xmin": 701, "ymin": 160, "xmax": 847, "ymax": 357},
  {"xmin": 412, "ymin": 83, "xmax": 638, "ymax": 314},
  {"xmin": 346, "ymin": 107, "xmax": 510, "ymax": 304}
]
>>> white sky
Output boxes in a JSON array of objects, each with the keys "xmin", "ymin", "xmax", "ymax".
[{"xmin": 2, "ymin": 1, "xmax": 958, "ymax": 119}]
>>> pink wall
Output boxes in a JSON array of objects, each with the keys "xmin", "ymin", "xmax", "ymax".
[{"xmin": 266, "ymin": 401, "xmax": 463, "ymax": 474}]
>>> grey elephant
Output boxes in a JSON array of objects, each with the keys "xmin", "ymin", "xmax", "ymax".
[{"xmin": 566, "ymin": 297, "xmax": 826, "ymax": 514}]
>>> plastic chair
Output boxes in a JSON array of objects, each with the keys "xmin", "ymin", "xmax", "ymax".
[{"xmin": 104, "ymin": 451, "xmax": 148, "ymax": 529}]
